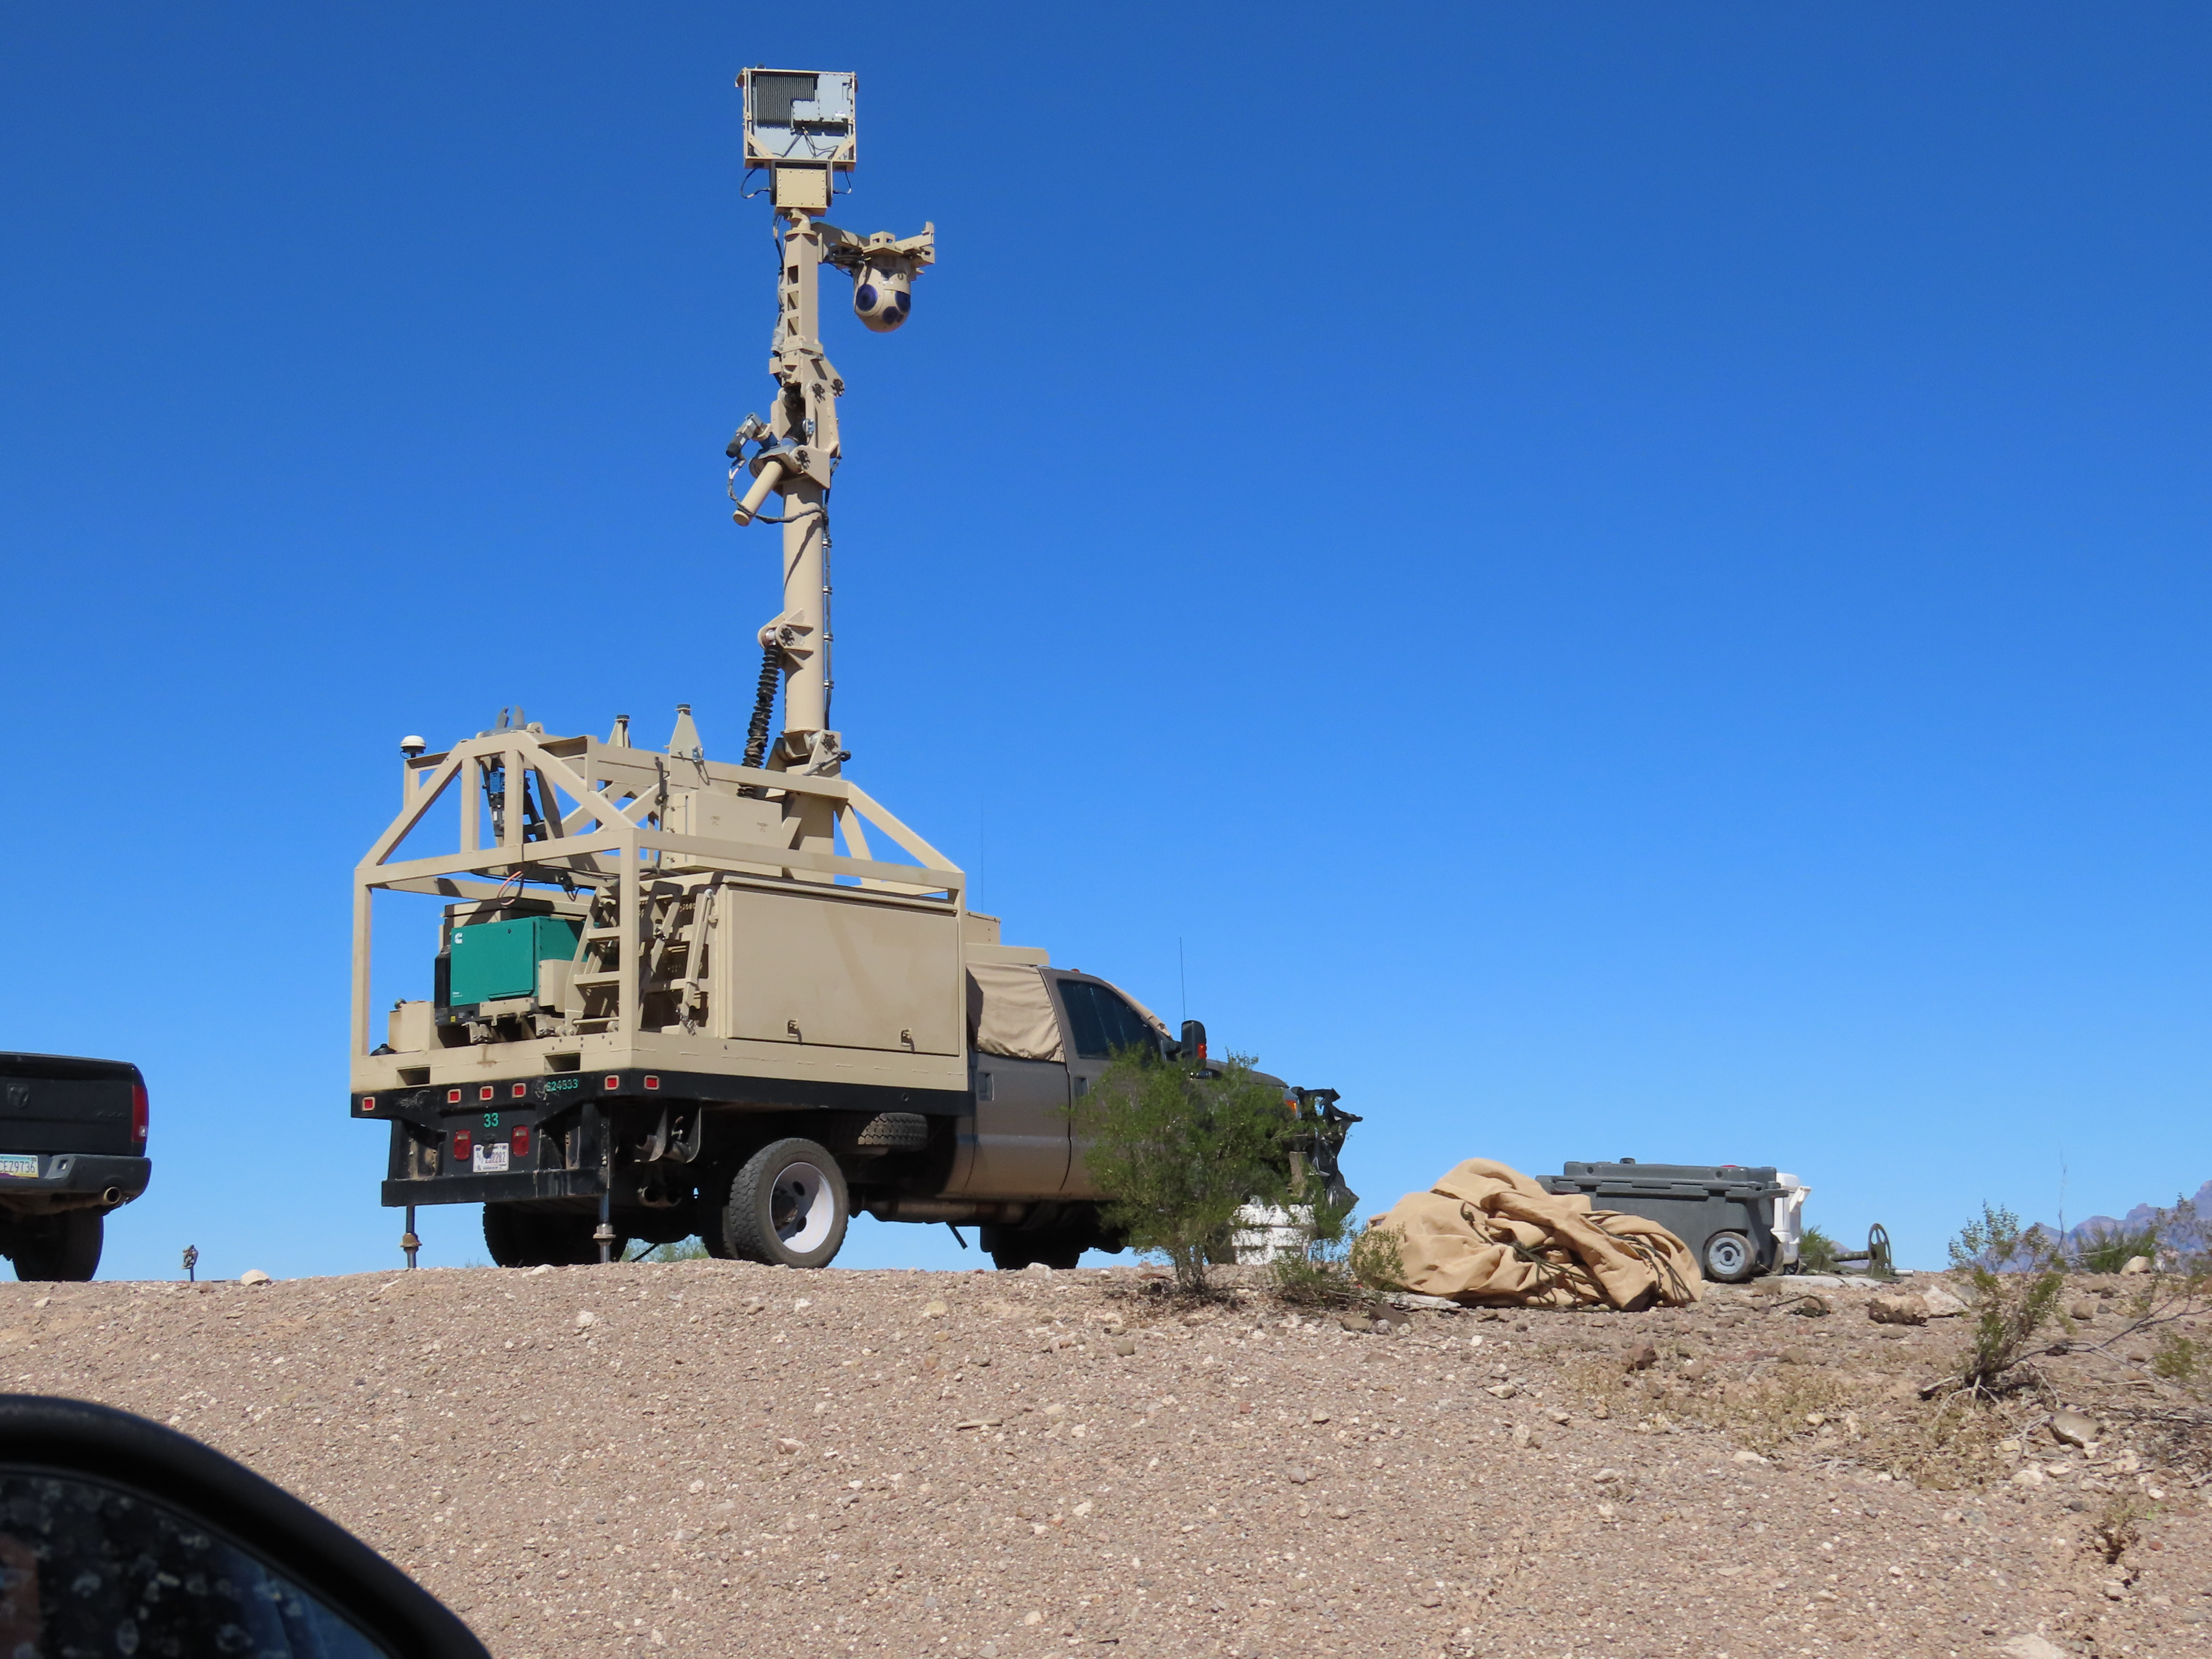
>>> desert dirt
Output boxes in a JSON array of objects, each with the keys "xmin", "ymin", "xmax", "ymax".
[{"xmin": 2, "ymin": 1260, "xmax": 2206, "ymax": 1659}]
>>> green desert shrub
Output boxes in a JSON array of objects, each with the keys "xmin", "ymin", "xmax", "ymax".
[
  {"xmin": 1070, "ymin": 1049, "xmax": 1293, "ymax": 1294},
  {"xmin": 2075, "ymin": 1225, "xmax": 2159, "ymax": 1276},
  {"xmin": 1946, "ymin": 1202, "xmax": 2066, "ymax": 1398}
]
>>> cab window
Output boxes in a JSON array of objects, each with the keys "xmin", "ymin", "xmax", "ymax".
[{"xmin": 1057, "ymin": 979, "xmax": 1156, "ymax": 1060}]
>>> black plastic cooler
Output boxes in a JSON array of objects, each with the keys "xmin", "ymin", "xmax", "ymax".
[{"xmin": 1541, "ymin": 1160, "xmax": 1785, "ymax": 1283}]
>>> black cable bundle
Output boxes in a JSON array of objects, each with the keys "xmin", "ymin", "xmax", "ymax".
[{"xmin": 742, "ymin": 640, "xmax": 782, "ymax": 770}]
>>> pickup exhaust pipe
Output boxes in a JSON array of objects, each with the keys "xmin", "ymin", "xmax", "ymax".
[{"xmin": 99, "ymin": 1187, "xmax": 121, "ymax": 1206}]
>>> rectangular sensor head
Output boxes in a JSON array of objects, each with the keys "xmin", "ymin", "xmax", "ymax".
[{"xmin": 742, "ymin": 69, "xmax": 858, "ymax": 173}]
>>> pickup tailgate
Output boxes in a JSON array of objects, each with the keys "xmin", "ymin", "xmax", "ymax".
[{"xmin": 0, "ymin": 1055, "xmax": 143, "ymax": 1156}]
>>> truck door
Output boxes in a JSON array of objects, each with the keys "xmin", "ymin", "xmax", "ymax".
[
  {"xmin": 1056, "ymin": 977, "xmax": 1161, "ymax": 1199},
  {"xmin": 955, "ymin": 960, "xmax": 1075, "ymax": 1197},
  {"xmin": 966, "ymin": 1054, "xmax": 1072, "ymax": 1195}
]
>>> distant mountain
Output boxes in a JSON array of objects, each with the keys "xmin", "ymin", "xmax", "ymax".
[{"xmin": 2049, "ymin": 1179, "xmax": 2212, "ymax": 1260}]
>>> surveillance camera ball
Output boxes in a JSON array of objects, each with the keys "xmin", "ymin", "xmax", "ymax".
[{"xmin": 853, "ymin": 258, "xmax": 912, "ymax": 333}]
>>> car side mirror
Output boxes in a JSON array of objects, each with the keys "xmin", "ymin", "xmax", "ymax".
[
  {"xmin": 0, "ymin": 1394, "xmax": 489, "ymax": 1658},
  {"xmin": 1179, "ymin": 1019, "xmax": 1207, "ymax": 1065}
]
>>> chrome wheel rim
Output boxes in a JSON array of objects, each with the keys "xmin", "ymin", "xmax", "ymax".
[{"xmin": 770, "ymin": 1161, "xmax": 834, "ymax": 1252}]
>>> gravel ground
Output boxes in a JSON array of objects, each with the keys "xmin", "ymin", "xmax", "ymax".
[{"xmin": 2, "ymin": 1261, "xmax": 2206, "ymax": 1659}]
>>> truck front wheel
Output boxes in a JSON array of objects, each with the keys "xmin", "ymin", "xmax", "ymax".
[
  {"xmin": 987, "ymin": 1236, "xmax": 1083, "ymax": 1272},
  {"xmin": 715, "ymin": 1139, "xmax": 848, "ymax": 1269},
  {"xmin": 12, "ymin": 1212, "xmax": 102, "ymax": 1282},
  {"xmin": 983, "ymin": 1208, "xmax": 1098, "ymax": 1272}
]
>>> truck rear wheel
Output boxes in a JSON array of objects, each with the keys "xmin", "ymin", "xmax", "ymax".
[
  {"xmin": 12, "ymin": 1212, "xmax": 102, "ymax": 1282},
  {"xmin": 716, "ymin": 1139, "xmax": 848, "ymax": 1269},
  {"xmin": 483, "ymin": 1203, "xmax": 625, "ymax": 1267}
]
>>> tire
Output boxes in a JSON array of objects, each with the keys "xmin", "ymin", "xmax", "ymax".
[
  {"xmin": 697, "ymin": 1172, "xmax": 739, "ymax": 1259},
  {"xmin": 990, "ymin": 1243, "xmax": 1083, "ymax": 1271},
  {"xmin": 981, "ymin": 1226, "xmax": 1027, "ymax": 1272},
  {"xmin": 13, "ymin": 1212, "xmax": 102, "ymax": 1282},
  {"xmin": 1702, "ymin": 1230, "xmax": 1754, "ymax": 1283},
  {"xmin": 984, "ymin": 1220, "xmax": 1089, "ymax": 1272},
  {"xmin": 483, "ymin": 1202, "xmax": 549, "ymax": 1267},
  {"xmin": 483, "ymin": 1204, "xmax": 626, "ymax": 1266},
  {"xmin": 716, "ymin": 1139, "xmax": 848, "ymax": 1269}
]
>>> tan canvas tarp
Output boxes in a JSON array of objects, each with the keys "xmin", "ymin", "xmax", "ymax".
[
  {"xmin": 966, "ymin": 962, "xmax": 1063, "ymax": 1062},
  {"xmin": 1372, "ymin": 1158, "xmax": 1701, "ymax": 1310}
]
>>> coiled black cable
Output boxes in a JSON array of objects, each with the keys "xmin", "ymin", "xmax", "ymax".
[{"xmin": 742, "ymin": 640, "xmax": 782, "ymax": 769}]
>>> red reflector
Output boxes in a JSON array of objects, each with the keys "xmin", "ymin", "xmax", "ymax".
[
  {"xmin": 510, "ymin": 1083, "xmax": 526, "ymax": 1099},
  {"xmin": 360, "ymin": 1096, "xmax": 375, "ymax": 1113},
  {"xmin": 131, "ymin": 1083, "xmax": 148, "ymax": 1148},
  {"xmin": 644, "ymin": 1075, "xmax": 660, "ymax": 1091},
  {"xmin": 453, "ymin": 1130, "xmax": 472, "ymax": 1161},
  {"xmin": 447, "ymin": 1089, "xmax": 462, "ymax": 1103},
  {"xmin": 603, "ymin": 1075, "xmax": 619, "ymax": 1090},
  {"xmin": 479, "ymin": 1086, "xmax": 495, "ymax": 1102},
  {"xmin": 512, "ymin": 1125, "xmax": 530, "ymax": 1158}
]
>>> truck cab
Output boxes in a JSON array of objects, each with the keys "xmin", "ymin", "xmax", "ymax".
[{"xmin": 952, "ymin": 963, "xmax": 1353, "ymax": 1268}]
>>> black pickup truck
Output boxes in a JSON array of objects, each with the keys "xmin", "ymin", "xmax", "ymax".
[{"xmin": 0, "ymin": 1054, "xmax": 151, "ymax": 1281}]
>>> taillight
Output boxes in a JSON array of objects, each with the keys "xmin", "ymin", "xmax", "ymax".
[
  {"xmin": 452, "ymin": 1129, "xmax": 473, "ymax": 1163},
  {"xmin": 511, "ymin": 1124, "xmax": 530, "ymax": 1159},
  {"xmin": 130, "ymin": 1083, "xmax": 148, "ymax": 1151}
]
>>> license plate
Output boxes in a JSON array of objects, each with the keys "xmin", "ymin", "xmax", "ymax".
[
  {"xmin": 0, "ymin": 1156, "xmax": 36, "ymax": 1179},
  {"xmin": 472, "ymin": 1143, "xmax": 510, "ymax": 1174}
]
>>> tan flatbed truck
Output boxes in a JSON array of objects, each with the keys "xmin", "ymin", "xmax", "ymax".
[{"xmin": 347, "ymin": 71, "xmax": 1354, "ymax": 1270}]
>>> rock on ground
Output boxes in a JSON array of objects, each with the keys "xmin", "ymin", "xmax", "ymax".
[
  {"xmin": 1867, "ymin": 1292, "xmax": 1930, "ymax": 1326},
  {"xmin": 1, "ymin": 1263, "xmax": 2205, "ymax": 1658}
]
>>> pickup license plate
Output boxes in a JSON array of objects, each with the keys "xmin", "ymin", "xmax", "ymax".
[
  {"xmin": 472, "ymin": 1143, "xmax": 509, "ymax": 1174},
  {"xmin": 0, "ymin": 1156, "xmax": 36, "ymax": 1179}
]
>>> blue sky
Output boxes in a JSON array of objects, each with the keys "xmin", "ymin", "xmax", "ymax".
[{"xmin": 3, "ymin": 4, "xmax": 2207, "ymax": 1280}]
